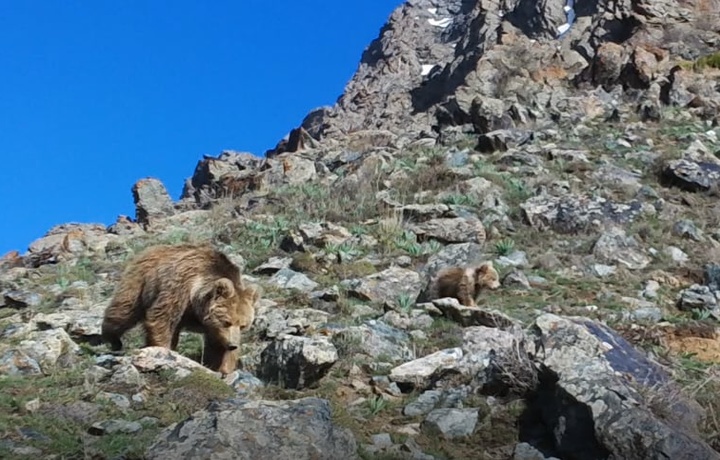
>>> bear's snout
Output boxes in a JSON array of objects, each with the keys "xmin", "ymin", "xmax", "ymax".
[{"xmin": 226, "ymin": 326, "xmax": 242, "ymax": 350}]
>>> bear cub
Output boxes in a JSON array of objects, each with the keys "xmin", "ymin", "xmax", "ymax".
[
  {"xmin": 428, "ymin": 261, "xmax": 500, "ymax": 307},
  {"xmin": 101, "ymin": 243, "xmax": 259, "ymax": 375}
]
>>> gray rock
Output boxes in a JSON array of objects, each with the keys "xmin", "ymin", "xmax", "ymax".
[
  {"xmin": 252, "ymin": 256, "xmax": 292, "ymax": 275},
  {"xmin": 0, "ymin": 328, "xmax": 80, "ymax": 376},
  {"xmin": 593, "ymin": 263, "xmax": 617, "ymax": 277},
  {"xmin": 642, "ymin": 280, "xmax": 661, "ymax": 299},
  {"xmin": 421, "ymin": 408, "xmax": 479, "ymax": 439},
  {"xmin": 224, "ymin": 370, "xmax": 265, "ymax": 396},
  {"xmin": 673, "ymin": 219, "xmax": 703, "ymax": 241},
  {"xmin": 531, "ymin": 313, "xmax": 717, "ymax": 459},
  {"xmin": 332, "ymin": 320, "xmax": 415, "ymax": 364},
  {"xmin": 630, "ymin": 307, "xmax": 664, "ymax": 323},
  {"xmin": 130, "ymin": 346, "xmax": 218, "ymax": 379},
  {"xmin": 704, "ymin": 263, "xmax": 720, "ymax": 291},
  {"xmin": 95, "ymin": 392, "xmax": 131, "ymax": 409},
  {"xmin": 370, "ymin": 433, "xmax": 393, "ymax": 449},
  {"xmin": 269, "ymin": 268, "xmax": 319, "ymax": 292},
  {"xmin": 344, "ymin": 266, "xmax": 423, "ymax": 304},
  {"xmin": 677, "ymin": 284, "xmax": 719, "ymax": 312},
  {"xmin": 502, "ymin": 270, "xmax": 531, "ymax": 290},
  {"xmin": 513, "ymin": 442, "xmax": 560, "ymax": 460},
  {"xmin": 404, "ymin": 390, "xmax": 443, "ymax": 417},
  {"xmin": 258, "ymin": 335, "xmax": 338, "ymax": 390},
  {"xmin": 521, "ymin": 194, "xmax": 647, "ymax": 234},
  {"xmin": 495, "ymin": 250, "xmax": 529, "ymax": 269},
  {"xmin": 389, "ymin": 348, "xmax": 463, "ymax": 387},
  {"xmin": 476, "ymin": 129, "xmax": 534, "ymax": 153},
  {"xmin": 591, "ymin": 165, "xmax": 643, "ymax": 192},
  {"xmin": 431, "ymin": 297, "xmax": 517, "ymax": 329},
  {"xmin": 132, "ymin": 177, "xmax": 175, "ymax": 225},
  {"xmin": 592, "ymin": 226, "xmax": 650, "ymax": 270},
  {"xmin": 146, "ymin": 397, "xmax": 359, "ymax": 460},
  {"xmin": 89, "ymin": 419, "xmax": 143, "ymax": 436},
  {"xmin": 409, "ymin": 217, "xmax": 486, "ymax": 244},
  {"xmin": 662, "ymin": 158, "xmax": 720, "ymax": 193},
  {"xmin": 1, "ymin": 290, "xmax": 42, "ymax": 309},
  {"xmin": 253, "ymin": 306, "xmax": 330, "ymax": 339},
  {"xmin": 664, "ymin": 246, "xmax": 689, "ymax": 264}
]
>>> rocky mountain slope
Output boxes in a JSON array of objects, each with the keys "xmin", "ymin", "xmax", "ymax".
[{"xmin": 2, "ymin": 0, "xmax": 720, "ymax": 459}]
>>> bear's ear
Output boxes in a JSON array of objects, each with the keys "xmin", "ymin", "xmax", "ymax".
[
  {"xmin": 213, "ymin": 278, "xmax": 236, "ymax": 299},
  {"xmin": 476, "ymin": 262, "xmax": 491, "ymax": 274}
]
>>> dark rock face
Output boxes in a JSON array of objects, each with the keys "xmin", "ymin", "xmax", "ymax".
[{"xmin": 525, "ymin": 314, "xmax": 719, "ymax": 460}]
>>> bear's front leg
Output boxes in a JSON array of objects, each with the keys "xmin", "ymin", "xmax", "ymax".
[
  {"xmin": 217, "ymin": 348, "xmax": 239, "ymax": 376},
  {"xmin": 202, "ymin": 336, "xmax": 238, "ymax": 376},
  {"xmin": 144, "ymin": 294, "xmax": 182, "ymax": 349}
]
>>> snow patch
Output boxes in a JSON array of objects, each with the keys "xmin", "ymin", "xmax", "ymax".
[
  {"xmin": 428, "ymin": 17, "xmax": 452, "ymax": 28},
  {"xmin": 427, "ymin": 7, "xmax": 437, "ymax": 15},
  {"xmin": 421, "ymin": 64, "xmax": 436, "ymax": 76},
  {"xmin": 557, "ymin": 23, "xmax": 571, "ymax": 35},
  {"xmin": 564, "ymin": 5, "xmax": 571, "ymax": 12}
]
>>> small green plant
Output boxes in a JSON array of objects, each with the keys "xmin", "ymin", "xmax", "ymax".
[
  {"xmin": 55, "ymin": 257, "xmax": 97, "ymax": 290},
  {"xmin": 393, "ymin": 230, "xmax": 423, "ymax": 256},
  {"xmin": 350, "ymin": 225, "xmax": 369, "ymax": 236},
  {"xmin": 503, "ymin": 177, "xmax": 531, "ymax": 204},
  {"xmin": 442, "ymin": 194, "xmax": 477, "ymax": 206},
  {"xmin": 691, "ymin": 308, "xmax": 713, "ymax": 321},
  {"xmin": 365, "ymin": 395, "xmax": 388, "ymax": 416},
  {"xmin": 395, "ymin": 157, "xmax": 418, "ymax": 171},
  {"xmin": 396, "ymin": 293, "xmax": 415, "ymax": 312},
  {"xmin": 694, "ymin": 52, "xmax": 720, "ymax": 71},
  {"xmin": 422, "ymin": 239, "xmax": 443, "ymax": 255},
  {"xmin": 326, "ymin": 241, "xmax": 362, "ymax": 262},
  {"xmin": 494, "ymin": 238, "xmax": 515, "ymax": 256}
]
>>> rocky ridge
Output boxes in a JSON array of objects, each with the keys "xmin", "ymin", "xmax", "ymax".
[{"xmin": 2, "ymin": 0, "xmax": 720, "ymax": 459}]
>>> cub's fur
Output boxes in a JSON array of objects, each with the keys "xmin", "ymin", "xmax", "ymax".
[
  {"xmin": 101, "ymin": 243, "xmax": 259, "ymax": 375},
  {"xmin": 428, "ymin": 262, "xmax": 500, "ymax": 306}
]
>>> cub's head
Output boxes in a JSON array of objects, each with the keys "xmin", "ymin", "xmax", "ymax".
[
  {"xmin": 474, "ymin": 262, "xmax": 500, "ymax": 291},
  {"xmin": 204, "ymin": 278, "xmax": 261, "ymax": 350}
]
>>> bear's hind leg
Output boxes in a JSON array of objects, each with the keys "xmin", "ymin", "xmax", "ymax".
[{"xmin": 102, "ymin": 295, "xmax": 144, "ymax": 352}]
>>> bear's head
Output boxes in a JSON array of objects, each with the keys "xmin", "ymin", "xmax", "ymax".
[
  {"xmin": 474, "ymin": 261, "xmax": 500, "ymax": 291},
  {"xmin": 204, "ymin": 278, "xmax": 260, "ymax": 350}
]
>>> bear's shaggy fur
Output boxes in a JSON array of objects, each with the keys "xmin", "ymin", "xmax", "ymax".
[
  {"xmin": 428, "ymin": 262, "xmax": 500, "ymax": 307},
  {"xmin": 101, "ymin": 243, "xmax": 259, "ymax": 375}
]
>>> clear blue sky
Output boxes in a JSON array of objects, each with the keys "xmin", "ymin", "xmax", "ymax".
[{"xmin": 0, "ymin": 1, "xmax": 401, "ymax": 255}]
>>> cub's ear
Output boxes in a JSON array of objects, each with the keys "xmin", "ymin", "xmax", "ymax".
[
  {"xmin": 213, "ymin": 278, "xmax": 236, "ymax": 299},
  {"xmin": 476, "ymin": 262, "xmax": 493, "ymax": 274}
]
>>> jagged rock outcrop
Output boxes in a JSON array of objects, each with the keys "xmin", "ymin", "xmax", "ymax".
[{"xmin": 266, "ymin": 0, "xmax": 720, "ymax": 158}]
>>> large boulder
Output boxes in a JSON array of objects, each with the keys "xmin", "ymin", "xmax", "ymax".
[{"xmin": 146, "ymin": 397, "xmax": 359, "ymax": 460}]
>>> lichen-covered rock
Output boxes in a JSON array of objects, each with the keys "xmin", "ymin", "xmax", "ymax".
[
  {"xmin": 521, "ymin": 194, "xmax": 649, "ymax": 234},
  {"xmin": 531, "ymin": 313, "xmax": 718, "ymax": 459},
  {"xmin": 344, "ymin": 266, "xmax": 423, "ymax": 304},
  {"xmin": 409, "ymin": 217, "xmax": 486, "ymax": 244},
  {"xmin": 146, "ymin": 397, "xmax": 359, "ymax": 460}
]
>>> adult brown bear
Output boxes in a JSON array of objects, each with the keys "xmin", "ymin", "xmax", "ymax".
[{"xmin": 101, "ymin": 243, "xmax": 259, "ymax": 375}]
